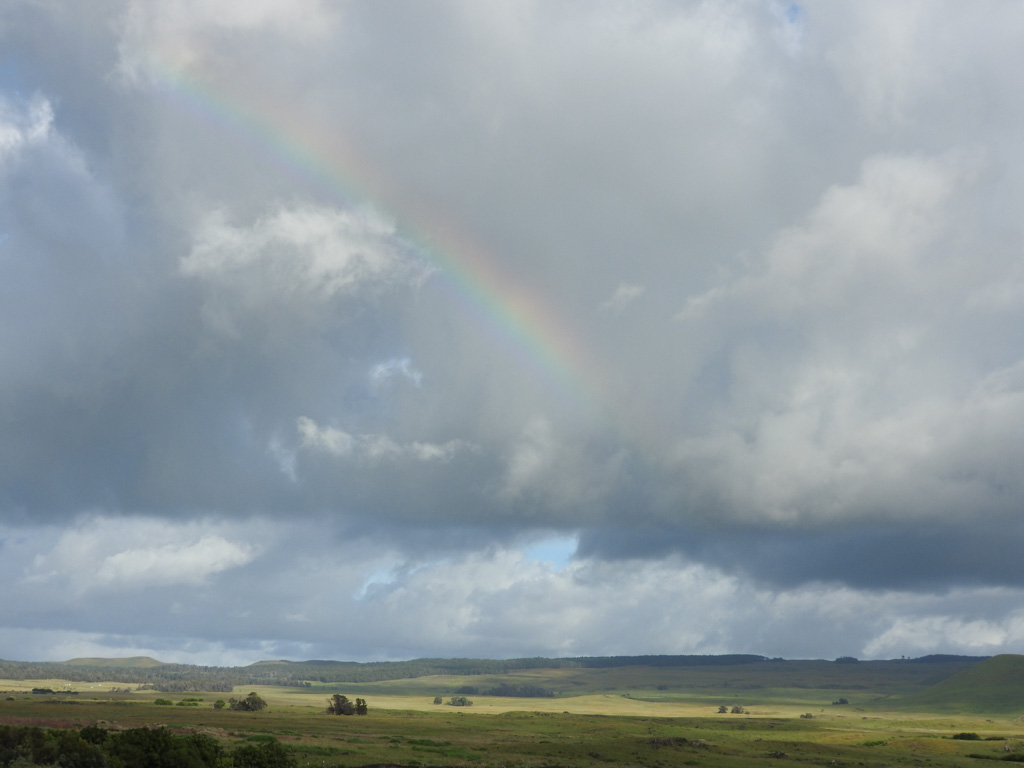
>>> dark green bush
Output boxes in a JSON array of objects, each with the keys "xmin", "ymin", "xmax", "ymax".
[{"xmin": 231, "ymin": 739, "xmax": 297, "ymax": 768}]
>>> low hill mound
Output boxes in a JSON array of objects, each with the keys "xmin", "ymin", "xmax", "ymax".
[{"xmin": 897, "ymin": 654, "xmax": 1024, "ymax": 713}]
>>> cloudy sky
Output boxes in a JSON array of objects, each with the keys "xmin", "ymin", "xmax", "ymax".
[{"xmin": 2, "ymin": 0, "xmax": 1024, "ymax": 666}]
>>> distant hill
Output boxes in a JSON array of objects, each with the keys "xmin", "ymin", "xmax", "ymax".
[
  {"xmin": 62, "ymin": 656, "xmax": 166, "ymax": 668},
  {"xmin": 0, "ymin": 653, "xmax": 987, "ymax": 700},
  {"xmin": 896, "ymin": 654, "xmax": 1024, "ymax": 713}
]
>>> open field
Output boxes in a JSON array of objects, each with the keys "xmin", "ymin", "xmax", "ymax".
[{"xmin": 2, "ymin": 658, "xmax": 1024, "ymax": 767}]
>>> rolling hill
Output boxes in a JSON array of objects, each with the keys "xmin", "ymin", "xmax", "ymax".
[{"xmin": 893, "ymin": 654, "xmax": 1024, "ymax": 713}]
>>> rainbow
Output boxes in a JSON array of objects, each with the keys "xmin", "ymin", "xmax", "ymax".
[{"xmin": 149, "ymin": 61, "xmax": 606, "ymax": 419}]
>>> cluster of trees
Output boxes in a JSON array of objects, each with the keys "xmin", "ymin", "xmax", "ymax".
[
  {"xmin": 718, "ymin": 705, "xmax": 746, "ymax": 714},
  {"xmin": 0, "ymin": 724, "xmax": 296, "ymax": 767},
  {"xmin": 325, "ymin": 694, "xmax": 368, "ymax": 715},
  {"xmin": 228, "ymin": 692, "xmax": 268, "ymax": 712}
]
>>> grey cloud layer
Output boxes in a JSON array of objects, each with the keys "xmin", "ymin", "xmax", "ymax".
[
  {"xmin": 6, "ymin": 515, "xmax": 1024, "ymax": 663},
  {"xmin": 3, "ymin": 0, "xmax": 1024, "ymax": 662}
]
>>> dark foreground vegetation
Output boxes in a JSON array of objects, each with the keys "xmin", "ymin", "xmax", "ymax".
[{"xmin": 0, "ymin": 723, "xmax": 296, "ymax": 767}]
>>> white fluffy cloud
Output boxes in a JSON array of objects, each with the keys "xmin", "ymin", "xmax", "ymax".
[
  {"xmin": 182, "ymin": 205, "xmax": 428, "ymax": 336},
  {"xmin": 667, "ymin": 151, "xmax": 1020, "ymax": 526},
  {"xmin": 0, "ymin": 93, "xmax": 52, "ymax": 159},
  {"xmin": 22, "ymin": 518, "xmax": 255, "ymax": 595},
  {"xmin": 296, "ymin": 416, "xmax": 468, "ymax": 464}
]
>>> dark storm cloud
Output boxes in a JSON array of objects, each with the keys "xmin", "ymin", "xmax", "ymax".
[{"xmin": 577, "ymin": 517, "xmax": 1024, "ymax": 591}]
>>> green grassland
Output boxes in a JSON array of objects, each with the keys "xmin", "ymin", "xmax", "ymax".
[{"xmin": 2, "ymin": 656, "xmax": 1024, "ymax": 768}]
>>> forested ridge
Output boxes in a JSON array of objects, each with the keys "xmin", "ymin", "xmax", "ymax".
[
  {"xmin": 0, "ymin": 655, "xmax": 769, "ymax": 691},
  {"xmin": 0, "ymin": 654, "xmax": 984, "ymax": 693}
]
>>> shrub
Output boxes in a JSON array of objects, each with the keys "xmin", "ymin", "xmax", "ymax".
[
  {"xmin": 231, "ymin": 739, "xmax": 297, "ymax": 768},
  {"xmin": 78, "ymin": 725, "xmax": 108, "ymax": 745},
  {"xmin": 952, "ymin": 733, "xmax": 981, "ymax": 741},
  {"xmin": 106, "ymin": 726, "xmax": 217, "ymax": 768},
  {"xmin": 185, "ymin": 733, "xmax": 224, "ymax": 766},
  {"xmin": 54, "ymin": 732, "xmax": 106, "ymax": 768}
]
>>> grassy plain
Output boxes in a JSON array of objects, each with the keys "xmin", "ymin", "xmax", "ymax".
[{"xmin": 2, "ymin": 659, "xmax": 1022, "ymax": 768}]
